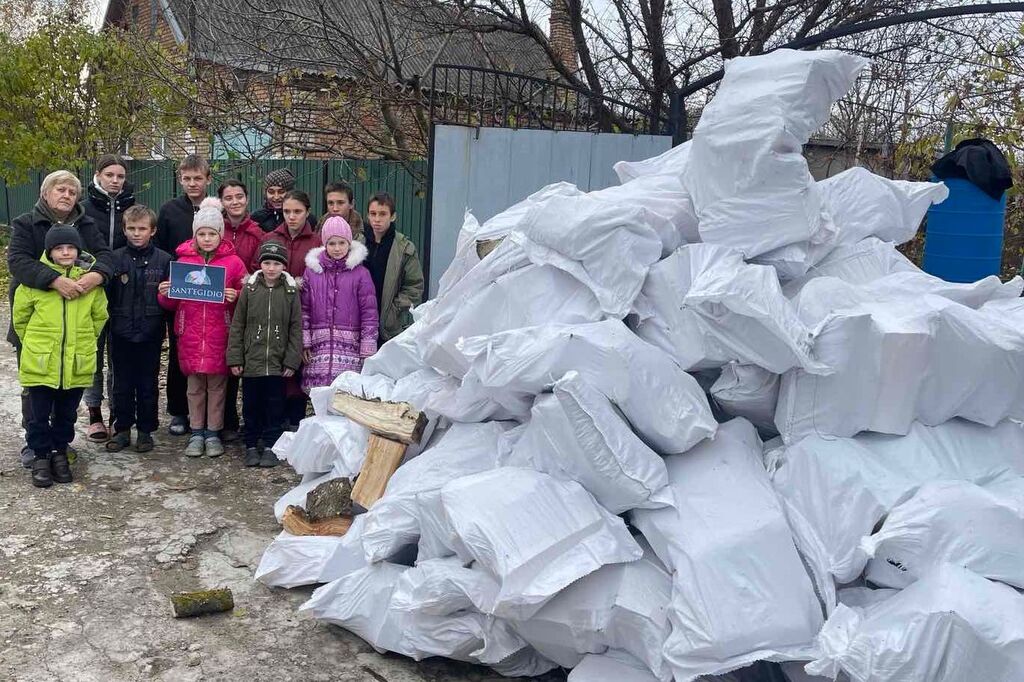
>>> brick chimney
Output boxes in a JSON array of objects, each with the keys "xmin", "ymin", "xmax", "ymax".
[{"xmin": 548, "ymin": 0, "xmax": 579, "ymax": 74}]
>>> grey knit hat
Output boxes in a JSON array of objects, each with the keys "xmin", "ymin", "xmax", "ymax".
[
  {"xmin": 257, "ymin": 240, "xmax": 288, "ymax": 266},
  {"xmin": 265, "ymin": 168, "xmax": 296, "ymax": 191},
  {"xmin": 44, "ymin": 224, "xmax": 83, "ymax": 256}
]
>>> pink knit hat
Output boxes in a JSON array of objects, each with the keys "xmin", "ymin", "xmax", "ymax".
[{"xmin": 321, "ymin": 216, "xmax": 352, "ymax": 243}]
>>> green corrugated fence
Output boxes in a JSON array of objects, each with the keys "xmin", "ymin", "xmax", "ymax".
[{"xmin": 0, "ymin": 159, "xmax": 429, "ymax": 254}]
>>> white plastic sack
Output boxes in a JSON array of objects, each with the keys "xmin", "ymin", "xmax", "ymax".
[
  {"xmin": 684, "ymin": 49, "xmax": 866, "ymax": 259},
  {"xmin": 509, "ymin": 194, "xmax": 664, "ymax": 317},
  {"xmin": 792, "ymin": 271, "xmax": 1024, "ymax": 328},
  {"xmin": 438, "ymin": 467, "xmax": 642, "ymax": 620},
  {"xmin": 862, "ymin": 478, "xmax": 1024, "ymax": 589},
  {"xmin": 389, "ymin": 556, "xmax": 499, "ymax": 616},
  {"xmin": 361, "ymin": 317, "xmax": 427, "ymax": 381},
  {"xmin": 767, "ymin": 418, "xmax": 1024, "ymax": 608},
  {"xmin": 281, "ymin": 414, "xmax": 366, "ymax": 476},
  {"xmin": 360, "ymin": 422, "xmax": 511, "ymax": 563},
  {"xmin": 807, "ymin": 564, "xmax": 1024, "ymax": 681},
  {"xmin": 255, "ymin": 524, "xmax": 363, "ymax": 589},
  {"xmin": 709, "ymin": 364, "xmax": 780, "ymax": 435},
  {"xmin": 436, "ymin": 211, "xmax": 481, "ymax": 299},
  {"xmin": 819, "ymin": 166, "xmax": 949, "ymax": 246},
  {"xmin": 300, "ymin": 562, "xmax": 550, "ymax": 671},
  {"xmin": 781, "ymin": 237, "xmax": 917, "ymax": 299},
  {"xmin": 515, "ymin": 538, "xmax": 672, "ymax": 679},
  {"xmin": 632, "ymin": 244, "xmax": 822, "ymax": 373},
  {"xmin": 569, "ymin": 651, "xmax": 663, "ymax": 682},
  {"xmin": 589, "ymin": 173, "xmax": 699, "ymax": 251},
  {"xmin": 507, "ymin": 371, "xmax": 671, "ymax": 514},
  {"xmin": 390, "ymin": 367, "xmax": 530, "ymax": 422},
  {"xmin": 476, "ymin": 181, "xmax": 583, "ymax": 241},
  {"xmin": 776, "ymin": 294, "xmax": 1024, "ymax": 443},
  {"xmin": 613, "ymin": 141, "xmax": 691, "ymax": 184},
  {"xmin": 632, "ymin": 419, "xmax": 822, "ymax": 680},
  {"xmin": 417, "ymin": 264, "xmax": 604, "ymax": 378},
  {"xmin": 459, "ymin": 319, "xmax": 717, "ymax": 454}
]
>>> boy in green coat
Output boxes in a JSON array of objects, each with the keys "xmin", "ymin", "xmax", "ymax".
[
  {"xmin": 227, "ymin": 241, "xmax": 303, "ymax": 468},
  {"xmin": 13, "ymin": 225, "xmax": 109, "ymax": 488}
]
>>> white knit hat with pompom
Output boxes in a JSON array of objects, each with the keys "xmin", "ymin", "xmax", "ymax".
[{"xmin": 192, "ymin": 197, "xmax": 225, "ymax": 235}]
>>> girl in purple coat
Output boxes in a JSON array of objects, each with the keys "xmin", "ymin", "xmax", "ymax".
[{"xmin": 300, "ymin": 216, "xmax": 379, "ymax": 392}]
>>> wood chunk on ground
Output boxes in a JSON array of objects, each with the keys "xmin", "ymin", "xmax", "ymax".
[
  {"xmin": 305, "ymin": 477, "xmax": 353, "ymax": 520},
  {"xmin": 170, "ymin": 588, "xmax": 234, "ymax": 618},
  {"xmin": 330, "ymin": 392, "xmax": 427, "ymax": 444},
  {"xmin": 282, "ymin": 506, "xmax": 353, "ymax": 536}
]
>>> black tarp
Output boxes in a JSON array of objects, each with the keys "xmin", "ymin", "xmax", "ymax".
[{"xmin": 931, "ymin": 138, "xmax": 1013, "ymax": 200}]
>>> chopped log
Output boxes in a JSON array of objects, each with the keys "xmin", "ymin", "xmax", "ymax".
[
  {"xmin": 331, "ymin": 392, "xmax": 426, "ymax": 445},
  {"xmin": 282, "ymin": 506, "xmax": 353, "ymax": 537},
  {"xmin": 351, "ymin": 434, "xmax": 408, "ymax": 509},
  {"xmin": 305, "ymin": 477, "xmax": 353, "ymax": 520},
  {"xmin": 170, "ymin": 588, "xmax": 234, "ymax": 618},
  {"xmin": 476, "ymin": 237, "xmax": 504, "ymax": 260}
]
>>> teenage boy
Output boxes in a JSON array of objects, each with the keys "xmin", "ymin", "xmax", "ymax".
[
  {"xmin": 362, "ymin": 192, "xmax": 424, "ymax": 344},
  {"xmin": 252, "ymin": 168, "xmax": 316, "ymax": 233},
  {"xmin": 106, "ymin": 205, "xmax": 172, "ymax": 453},
  {"xmin": 316, "ymin": 181, "xmax": 363, "ymax": 234},
  {"xmin": 82, "ymin": 154, "xmax": 136, "ymax": 442},
  {"xmin": 156, "ymin": 155, "xmax": 212, "ymax": 436}
]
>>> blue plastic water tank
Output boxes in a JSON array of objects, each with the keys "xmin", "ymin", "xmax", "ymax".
[{"xmin": 923, "ymin": 178, "xmax": 1007, "ymax": 283}]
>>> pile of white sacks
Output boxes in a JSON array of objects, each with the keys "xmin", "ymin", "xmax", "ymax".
[{"xmin": 256, "ymin": 48, "xmax": 1024, "ymax": 682}]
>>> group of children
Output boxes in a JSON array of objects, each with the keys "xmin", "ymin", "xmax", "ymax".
[{"xmin": 10, "ymin": 155, "xmax": 424, "ymax": 488}]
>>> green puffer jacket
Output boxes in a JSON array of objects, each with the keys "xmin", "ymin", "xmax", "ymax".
[
  {"xmin": 226, "ymin": 271, "xmax": 303, "ymax": 377},
  {"xmin": 13, "ymin": 253, "xmax": 109, "ymax": 389},
  {"xmin": 380, "ymin": 231, "xmax": 424, "ymax": 342}
]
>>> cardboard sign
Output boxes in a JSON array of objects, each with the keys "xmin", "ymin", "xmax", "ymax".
[{"xmin": 168, "ymin": 261, "xmax": 227, "ymax": 303}]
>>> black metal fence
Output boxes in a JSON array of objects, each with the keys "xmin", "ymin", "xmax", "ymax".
[{"xmin": 429, "ymin": 64, "xmax": 676, "ymax": 138}]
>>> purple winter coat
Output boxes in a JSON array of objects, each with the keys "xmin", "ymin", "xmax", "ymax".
[{"xmin": 300, "ymin": 242, "xmax": 379, "ymax": 391}]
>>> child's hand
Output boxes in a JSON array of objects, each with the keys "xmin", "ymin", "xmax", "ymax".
[
  {"xmin": 224, "ymin": 288, "xmax": 238, "ymax": 303},
  {"xmin": 302, "ymin": 349, "xmax": 312, "ymax": 364},
  {"xmin": 282, "ymin": 368, "xmax": 295, "ymax": 378},
  {"xmin": 158, "ymin": 281, "xmax": 171, "ymax": 296},
  {"xmin": 230, "ymin": 366, "xmax": 243, "ymax": 377}
]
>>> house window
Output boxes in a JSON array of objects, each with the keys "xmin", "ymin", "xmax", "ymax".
[{"xmin": 213, "ymin": 126, "xmax": 272, "ymax": 159}]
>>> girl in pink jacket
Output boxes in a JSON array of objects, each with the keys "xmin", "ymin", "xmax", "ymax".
[
  {"xmin": 300, "ymin": 216, "xmax": 378, "ymax": 392},
  {"xmin": 158, "ymin": 198, "xmax": 247, "ymax": 458}
]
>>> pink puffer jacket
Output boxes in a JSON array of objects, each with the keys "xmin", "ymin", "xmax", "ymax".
[{"xmin": 158, "ymin": 239, "xmax": 247, "ymax": 375}]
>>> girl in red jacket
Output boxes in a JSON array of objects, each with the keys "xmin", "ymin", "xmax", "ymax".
[{"xmin": 158, "ymin": 198, "xmax": 247, "ymax": 458}]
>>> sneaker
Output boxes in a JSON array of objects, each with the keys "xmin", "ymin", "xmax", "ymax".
[
  {"xmin": 259, "ymin": 448, "xmax": 279, "ymax": 468},
  {"xmin": 204, "ymin": 437, "xmax": 224, "ymax": 458},
  {"xmin": 168, "ymin": 416, "xmax": 190, "ymax": 436},
  {"xmin": 31, "ymin": 457, "xmax": 52, "ymax": 488},
  {"xmin": 135, "ymin": 432, "xmax": 155, "ymax": 453},
  {"xmin": 220, "ymin": 429, "xmax": 238, "ymax": 443},
  {"xmin": 184, "ymin": 435, "xmax": 205, "ymax": 458},
  {"xmin": 50, "ymin": 451, "xmax": 73, "ymax": 484},
  {"xmin": 20, "ymin": 445, "xmax": 33, "ymax": 469},
  {"xmin": 243, "ymin": 447, "xmax": 261, "ymax": 467},
  {"xmin": 106, "ymin": 431, "xmax": 131, "ymax": 452}
]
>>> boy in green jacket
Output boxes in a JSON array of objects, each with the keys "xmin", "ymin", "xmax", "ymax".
[
  {"xmin": 13, "ymin": 225, "xmax": 109, "ymax": 488},
  {"xmin": 227, "ymin": 241, "xmax": 303, "ymax": 468}
]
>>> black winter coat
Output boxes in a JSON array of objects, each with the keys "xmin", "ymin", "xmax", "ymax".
[
  {"xmin": 156, "ymin": 195, "xmax": 201, "ymax": 258},
  {"xmin": 84, "ymin": 180, "xmax": 136, "ymax": 252},
  {"xmin": 251, "ymin": 202, "xmax": 317, "ymax": 233},
  {"xmin": 7, "ymin": 201, "xmax": 114, "ymax": 345},
  {"xmin": 106, "ymin": 243, "xmax": 172, "ymax": 343}
]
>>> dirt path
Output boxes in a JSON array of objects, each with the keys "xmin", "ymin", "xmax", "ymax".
[{"xmin": 0, "ymin": 327, "xmax": 547, "ymax": 682}]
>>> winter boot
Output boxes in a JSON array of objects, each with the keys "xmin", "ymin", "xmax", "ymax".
[
  {"xmin": 243, "ymin": 447, "xmax": 261, "ymax": 467},
  {"xmin": 50, "ymin": 451, "xmax": 73, "ymax": 484},
  {"xmin": 135, "ymin": 432, "xmax": 155, "ymax": 453},
  {"xmin": 204, "ymin": 436, "xmax": 224, "ymax": 458},
  {"xmin": 259, "ymin": 448, "xmax": 279, "ymax": 468},
  {"xmin": 31, "ymin": 456, "xmax": 52, "ymax": 488},
  {"xmin": 184, "ymin": 434, "xmax": 205, "ymax": 458},
  {"xmin": 106, "ymin": 431, "xmax": 131, "ymax": 452},
  {"xmin": 168, "ymin": 415, "xmax": 189, "ymax": 436}
]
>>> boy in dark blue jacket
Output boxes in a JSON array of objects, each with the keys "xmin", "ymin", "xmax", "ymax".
[{"xmin": 106, "ymin": 205, "xmax": 172, "ymax": 452}]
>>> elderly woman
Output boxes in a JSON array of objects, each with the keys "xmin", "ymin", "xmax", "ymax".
[{"xmin": 8, "ymin": 170, "xmax": 114, "ymax": 465}]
